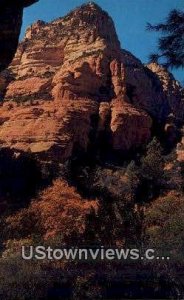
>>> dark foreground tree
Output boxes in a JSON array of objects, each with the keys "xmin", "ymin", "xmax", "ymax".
[{"xmin": 147, "ymin": 9, "xmax": 184, "ymax": 69}]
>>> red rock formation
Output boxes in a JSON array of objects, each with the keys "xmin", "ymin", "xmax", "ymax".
[
  {"xmin": 0, "ymin": 2, "xmax": 153, "ymax": 161},
  {"xmin": 111, "ymin": 99, "xmax": 152, "ymax": 151},
  {"xmin": 0, "ymin": 100, "xmax": 98, "ymax": 161},
  {"xmin": 0, "ymin": 2, "xmax": 182, "ymax": 163},
  {"xmin": 147, "ymin": 63, "xmax": 184, "ymax": 122}
]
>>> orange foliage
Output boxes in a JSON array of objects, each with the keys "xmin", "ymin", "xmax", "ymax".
[{"xmin": 6, "ymin": 179, "xmax": 99, "ymax": 241}]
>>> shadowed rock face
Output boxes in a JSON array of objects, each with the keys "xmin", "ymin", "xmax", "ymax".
[
  {"xmin": 0, "ymin": 0, "xmax": 38, "ymax": 71},
  {"xmin": 0, "ymin": 2, "xmax": 183, "ymax": 163}
]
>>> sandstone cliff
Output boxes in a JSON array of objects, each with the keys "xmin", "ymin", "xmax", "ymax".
[
  {"xmin": 0, "ymin": 2, "xmax": 183, "ymax": 163},
  {"xmin": 147, "ymin": 62, "xmax": 184, "ymax": 121}
]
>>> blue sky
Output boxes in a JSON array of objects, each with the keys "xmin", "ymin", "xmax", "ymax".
[{"xmin": 21, "ymin": 0, "xmax": 184, "ymax": 84}]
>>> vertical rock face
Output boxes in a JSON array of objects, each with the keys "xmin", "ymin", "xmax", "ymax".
[
  {"xmin": 110, "ymin": 99, "xmax": 152, "ymax": 151},
  {"xmin": 6, "ymin": 2, "xmax": 125, "ymax": 102},
  {"xmin": 121, "ymin": 50, "xmax": 170, "ymax": 121},
  {"xmin": 147, "ymin": 63, "xmax": 184, "ymax": 122},
  {"xmin": 0, "ymin": 2, "xmax": 183, "ymax": 162}
]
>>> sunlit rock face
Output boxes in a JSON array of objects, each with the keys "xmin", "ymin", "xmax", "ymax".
[
  {"xmin": 0, "ymin": 2, "xmax": 182, "ymax": 163},
  {"xmin": 147, "ymin": 62, "xmax": 184, "ymax": 122}
]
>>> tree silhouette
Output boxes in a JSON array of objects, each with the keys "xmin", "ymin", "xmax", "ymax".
[{"xmin": 147, "ymin": 9, "xmax": 184, "ymax": 69}]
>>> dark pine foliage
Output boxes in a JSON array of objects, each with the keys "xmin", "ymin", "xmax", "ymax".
[{"xmin": 147, "ymin": 9, "xmax": 184, "ymax": 69}]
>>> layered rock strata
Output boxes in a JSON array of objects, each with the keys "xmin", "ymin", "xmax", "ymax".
[{"xmin": 0, "ymin": 2, "xmax": 183, "ymax": 162}]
